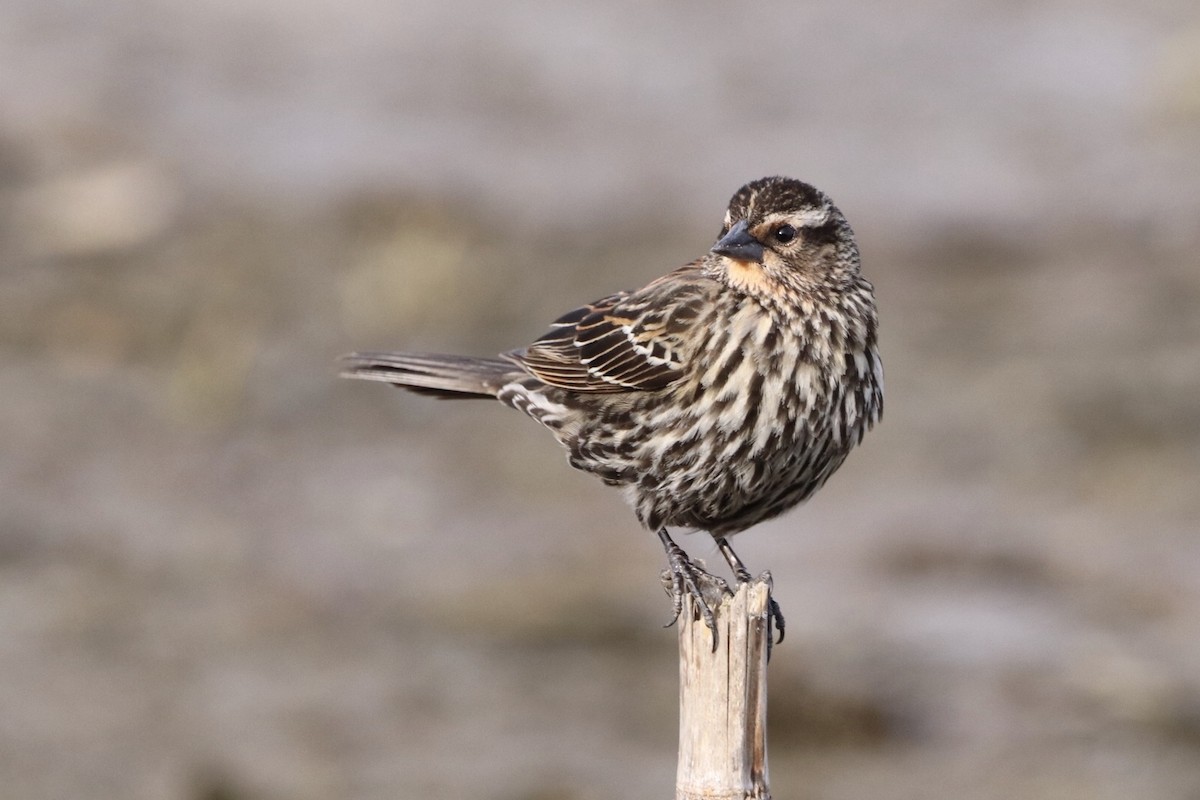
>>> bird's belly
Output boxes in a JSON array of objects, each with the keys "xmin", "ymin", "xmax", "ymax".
[
  {"xmin": 563, "ymin": 383, "xmax": 843, "ymax": 534},
  {"xmin": 631, "ymin": 418, "xmax": 847, "ymax": 534}
]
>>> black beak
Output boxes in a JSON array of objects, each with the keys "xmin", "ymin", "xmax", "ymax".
[{"xmin": 711, "ymin": 220, "xmax": 765, "ymax": 264}]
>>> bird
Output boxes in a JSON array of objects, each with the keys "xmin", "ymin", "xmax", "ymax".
[{"xmin": 341, "ymin": 176, "xmax": 883, "ymax": 648}]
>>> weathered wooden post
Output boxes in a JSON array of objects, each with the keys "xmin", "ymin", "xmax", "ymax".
[{"xmin": 669, "ymin": 571, "xmax": 773, "ymax": 800}]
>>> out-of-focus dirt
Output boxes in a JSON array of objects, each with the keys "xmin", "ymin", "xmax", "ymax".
[{"xmin": 2, "ymin": 1, "xmax": 1199, "ymax": 798}]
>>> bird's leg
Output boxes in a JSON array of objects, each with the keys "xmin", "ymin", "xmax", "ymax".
[
  {"xmin": 714, "ymin": 536, "xmax": 786, "ymax": 648},
  {"xmin": 658, "ymin": 527, "xmax": 724, "ymax": 650},
  {"xmin": 714, "ymin": 536, "xmax": 755, "ymax": 584}
]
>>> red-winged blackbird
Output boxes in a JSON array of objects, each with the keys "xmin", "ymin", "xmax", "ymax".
[{"xmin": 342, "ymin": 176, "xmax": 883, "ymax": 646}]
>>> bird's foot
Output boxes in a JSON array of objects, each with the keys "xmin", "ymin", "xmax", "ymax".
[
  {"xmin": 727, "ymin": 564, "xmax": 786, "ymax": 648},
  {"xmin": 658, "ymin": 534, "xmax": 729, "ymax": 652},
  {"xmin": 714, "ymin": 536, "xmax": 784, "ymax": 658}
]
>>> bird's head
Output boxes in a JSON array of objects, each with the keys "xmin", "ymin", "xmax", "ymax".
[{"xmin": 707, "ymin": 176, "xmax": 860, "ymax": 302}]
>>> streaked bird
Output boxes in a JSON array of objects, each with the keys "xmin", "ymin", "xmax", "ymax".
[{"xmin": 342, "ymin": 176, "xmax": 883, "ymax": 646}]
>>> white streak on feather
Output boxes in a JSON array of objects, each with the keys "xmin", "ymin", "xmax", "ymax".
[{"xmin": 715, "ymin": 358, "xmax": 755, "ymax": 431}]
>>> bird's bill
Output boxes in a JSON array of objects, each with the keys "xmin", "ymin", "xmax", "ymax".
[{"xmin": 711, "ymin": 220, "xmax": 765, "ymax": 264}]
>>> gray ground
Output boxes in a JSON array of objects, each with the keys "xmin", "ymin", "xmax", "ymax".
[{"xmin": 2, "ymin": 1, "xmax": 1199, "ymax": 798}]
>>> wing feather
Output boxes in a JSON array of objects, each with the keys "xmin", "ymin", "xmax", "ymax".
[{"xmin": 507, "ymin": 265, "xmax": 716, "ymax": 393}]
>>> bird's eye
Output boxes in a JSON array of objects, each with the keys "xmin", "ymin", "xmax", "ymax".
[{"xmin": 773, "ymin": 224, "xmax": 797, "ymax": 244}]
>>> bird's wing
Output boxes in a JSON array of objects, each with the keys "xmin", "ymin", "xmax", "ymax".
[{"xmin": 506, "ymin": 266, "xmax": 716, "ymax": 393}]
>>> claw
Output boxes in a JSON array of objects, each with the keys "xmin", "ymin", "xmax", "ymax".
[{"xmin": 769, "ymin": 596, "xmax": 785, "ymax": 645}]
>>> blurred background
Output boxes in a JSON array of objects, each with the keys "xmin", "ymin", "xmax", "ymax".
[{"xmin": 2, "ymin": 0, "xmax": 1200, "ymax": 798}]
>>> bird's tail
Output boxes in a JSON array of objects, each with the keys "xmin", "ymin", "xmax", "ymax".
[{"xmin": 339, "ymin": 352, "xmax": 513, "ymax": 399}]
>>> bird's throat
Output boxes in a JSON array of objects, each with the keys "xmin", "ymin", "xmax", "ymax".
[{"xmin": 724, "ymin": 258, "xmax": 773, "ymax": 298}]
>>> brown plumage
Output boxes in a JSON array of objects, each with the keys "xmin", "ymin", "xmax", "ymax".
[{"xmin": 342, "ymin": 176, "xmax": 883, "ymax": 646}]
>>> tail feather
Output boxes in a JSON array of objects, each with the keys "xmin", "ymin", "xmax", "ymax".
[{"xmin": 340, "ymin": 352, "xmax": 512, "ymax": 399}]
